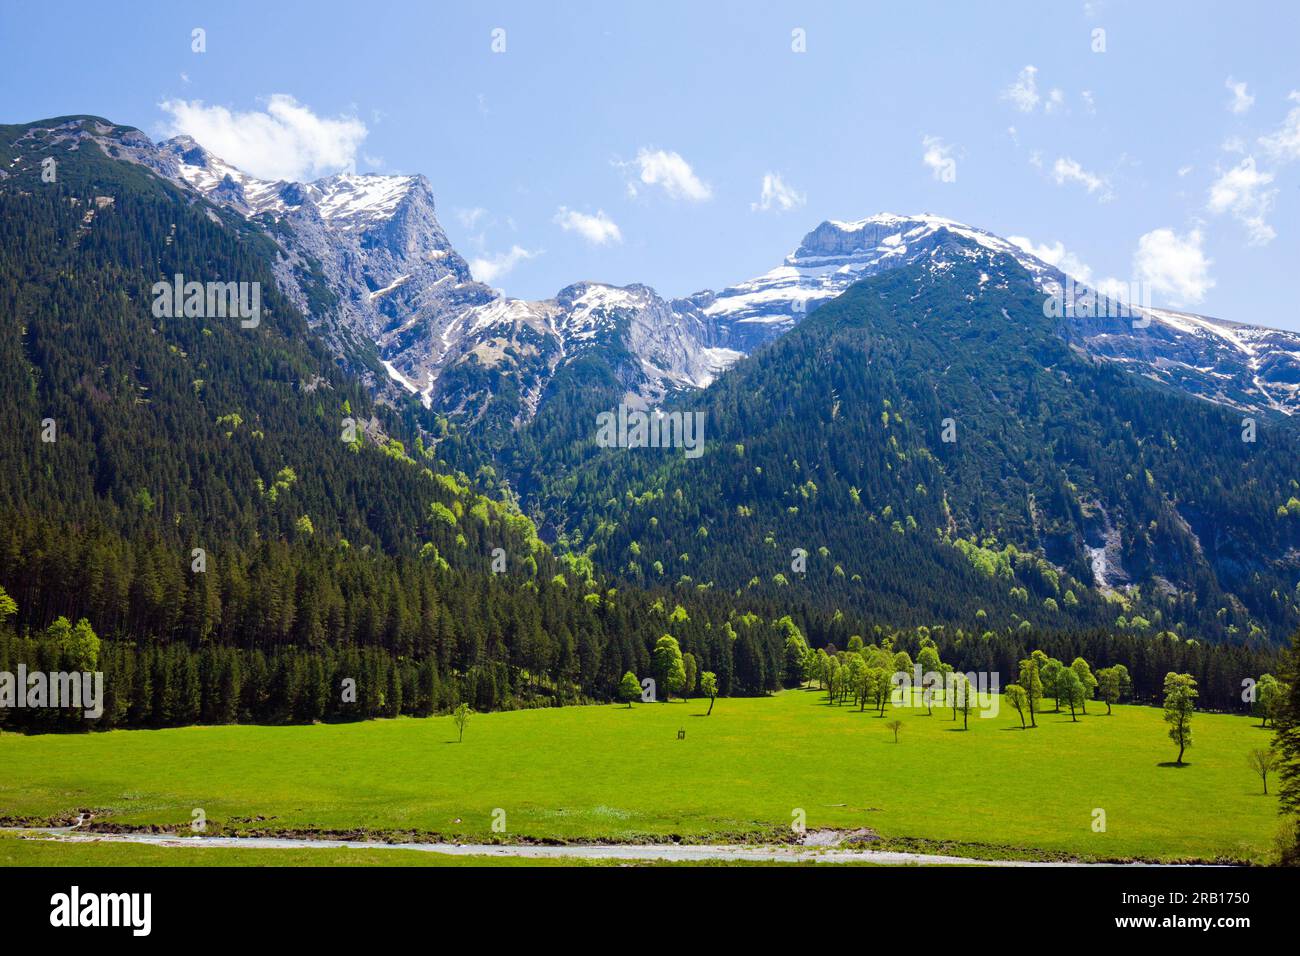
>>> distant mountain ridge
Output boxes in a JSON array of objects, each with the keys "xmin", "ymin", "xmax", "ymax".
[
  {"xmin": 36, "ymin": 116, "xmax": 1298, "ymax": 429},
  {"xmin": 6, "ymin": 114, "xmax": 1300, "ymax": 646}
]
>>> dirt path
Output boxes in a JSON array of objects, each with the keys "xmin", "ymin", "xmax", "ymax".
[{"xmin": 3, "ymin": 827, "xmax": 1141, "ymax": 866}]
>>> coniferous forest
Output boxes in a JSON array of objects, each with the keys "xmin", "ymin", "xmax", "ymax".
[{"xmin": 0, "ymin": 119, "xmax": 1291, "ymax": 734}]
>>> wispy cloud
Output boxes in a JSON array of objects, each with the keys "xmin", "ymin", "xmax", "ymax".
[
  {"xmin": 457, "ymin": 207, "xmax": 489, "ymax": 230},
  {"xmin": 554, "ymin": 207, "xmax": 622, "ymax": 244},
  {"xmin": 158, "ymin": 94, "xmax": 367, "ymax": 182},
  {"xmin": 751, "ymin": 172, "xmax": 805, "ymax": 212},
  {"xmin": 921, "ymin": 136, "xmax": 958, "ymax": 181},
  {"xmin": 1207, "ymin": 157, "xmax": 1277, "ymax": 245},
  {"xmin": 1259, "ymin": 91, "xmax": 1300, "ymax": 163},
  {"xmin": 469, "ymin": 245, "xmax": 541, "ymax": 285},
  {"xmin": 620, "ymin": 148, "xmax": 712, "ymax": 202},
  {"xmin": 1008, "ymin": 235, "xmax": 1127, "ymax": 299},
  {"xmin": 1225, "ymin": 77, "xmax": 1255, "ymax": 114},
  {"xmin": 1051, "ymin": 156, "xmax": 1114, "ymax": 201},
  {"xmin": 1002, "ymin": 65, "xmax": 1040, "ymax": 112}
]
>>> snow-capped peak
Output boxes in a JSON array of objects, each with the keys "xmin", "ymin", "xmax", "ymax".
[
  {"xmin": 160, "ymin": 136, "xmax": 422, "ymax": 228},
  {"xmin": 304, "ymin": 172, "xmax": 421, "ymax": 230}
]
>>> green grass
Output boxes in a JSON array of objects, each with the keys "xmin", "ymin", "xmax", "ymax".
[{"xmin": 0, "ymin": 689, "xmax": 1281, "ymax": 862}]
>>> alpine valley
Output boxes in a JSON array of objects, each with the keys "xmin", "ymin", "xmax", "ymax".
[{"xmin": 0, "ymin": 115, "xmax": 1296, "ymax": 726}]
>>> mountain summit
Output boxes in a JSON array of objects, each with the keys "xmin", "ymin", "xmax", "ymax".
[
  {"xmin": 10, "ymin": 117, "xmax": 1300, "ymax": 425},
  {"xmin": 5, "ymin": 114, "xmax": 1300, "ymax": 645}
]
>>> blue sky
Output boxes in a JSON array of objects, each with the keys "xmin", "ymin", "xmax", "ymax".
[{"xmin": 3, "ymin": 0, "xmax": 1299, "ymax": 325}]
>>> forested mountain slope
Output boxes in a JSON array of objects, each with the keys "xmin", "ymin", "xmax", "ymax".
[
  {"xmin": 0, "ymin": 117, "xmax": 799, "ymax": 725},
  {"xmin": 510, "ymin": 242, "xmax": 1300, "ymax": 645},
  {"xmin": 0, "ymin": 116, "xmax": 1285, "ymax": 733}
]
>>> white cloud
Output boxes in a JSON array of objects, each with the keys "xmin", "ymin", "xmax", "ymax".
[
  {"xmin": 1221, "ymin": 135, "xmax": 1246, "ymax": 154},
  {"xmin": 1225, "ymin": 77, "xmax": 1255, "ymax": 114},
  {"xmin": 1081, "ymin": 90, "xmax": 1096, "ymax": 115},
  {"xmin": 1259, "ymin": 91, "xmax": 1300, "ymax": 163},
  {"xmin": 1133, "ymin": 227, "xmax": 1214, "ymax": 306},
  {"xmin": 1207, "ymin": 157, "xmax": 1277, "ymax": 245},
  {"xmin": 1045, "ymin": 88, "xmax": 1066, "ymax": 114},
  {"xmin": 457, "ymin": 207, "xmax": 489, "ymax": 230},
  {"xmin": 921, "ymin": 136, "xmax": 958, "ymax": 181},
  {"xmin": 1009, "ymin": 236, "xmax": 1096, "ymax": 281},
  {"xmin": 1007, "ymin": 236, "xmax": 1126, "ymax": 298},
  {"xmin": 553, "ymin": 207, "xmax": 622, "ymax": 244},
  {"xmin": 1051, "ymin": 156, "xmax": 1114, "ymax": 201},
  {"xmin": 751, "ymin": 172, "xmax": 806, "ymax": 212},
  {"xmin": 469, "ymin": 245, "xmax": 540, "ymax": 285},
  {"xmin": 158, "ymin": 94, "xmax": 367, "ymax": 182},
  {"xmin": 1177, "ymin": 165, "xmax": 1194, "ymax": 177},
  {"xmin": 622, "ymin": 148, "xmax": 712, "ymax": 202},
  {"xmin": 1003, "ymin": 65, "xmax": 1040, "ymax": 112}
]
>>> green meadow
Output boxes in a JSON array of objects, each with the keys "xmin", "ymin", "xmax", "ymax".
[{"xmin": 0, "ymin": 689, "xmax": 1281, "ymax": 862}]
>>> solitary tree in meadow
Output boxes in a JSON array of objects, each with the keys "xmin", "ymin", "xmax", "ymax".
[
  {"xmin": 1017, "ymin": 658, "xmax": 1043, "ymax": 728},
  {"xmin": 618, "ymin": 671, "xmax": 641, "ymax": 708},
  {"xmin": 885, "ymin": 719, "xmax": 904, "ymax": 743},
  {"xmin": 700, "ymin": 671, "xmax": 718, "ymax": 716},
  {"xmin": 453, "ymin": 702, "xmax": 471, "ymax": 742},
  {"xmin": 1248, "ymin": 747, "xmax": 1280, "ymax": 794},
  {"xmin": 1005, "ymin": 684, "xmax": 1030, "ymax": 729},
  {"xmin": 1162, "ymin": 672, "xmax": 1198, "ymax": 765},
  {"xmin": 953, "ymin": 673, "xmax": 973, "ymax": 730}
]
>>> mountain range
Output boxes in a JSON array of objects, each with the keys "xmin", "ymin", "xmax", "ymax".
[
  {"xmin": 4, "ymin": 114, "xmax": 1300, "ymax": 649},
  {"xmin": 75, "ymin": 119, "xmax": 1300, "ymax": 428}
]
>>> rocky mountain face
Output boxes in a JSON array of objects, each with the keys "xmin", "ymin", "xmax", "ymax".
[
  {"xmin": 524, "ymin": 242, "xmax": 1300, "ymax": 644},
  {"xmin": 7, "ymin": 115, "xmax": 1300, "ymax": 644},
  {"xmin": 701, "ymin": 213, "xmax": 1300, "ymax": 417},
  {"xmin": 27, "ymin": 118, "xmax": 1300, "ymax": 430},
  {"xmin": 149, "ymin": 135, "xmax": 738, "ymax": 423}
]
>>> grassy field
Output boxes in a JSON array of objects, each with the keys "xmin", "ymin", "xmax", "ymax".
[{"xmin": 0, "ymin": 688, "xmax": 1281, "ymax": 862}]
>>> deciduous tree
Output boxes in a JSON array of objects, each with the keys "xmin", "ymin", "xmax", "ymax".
[{"xmin": 1162, "ymin": 672, "xmax": 1197, "ymax": 765}]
